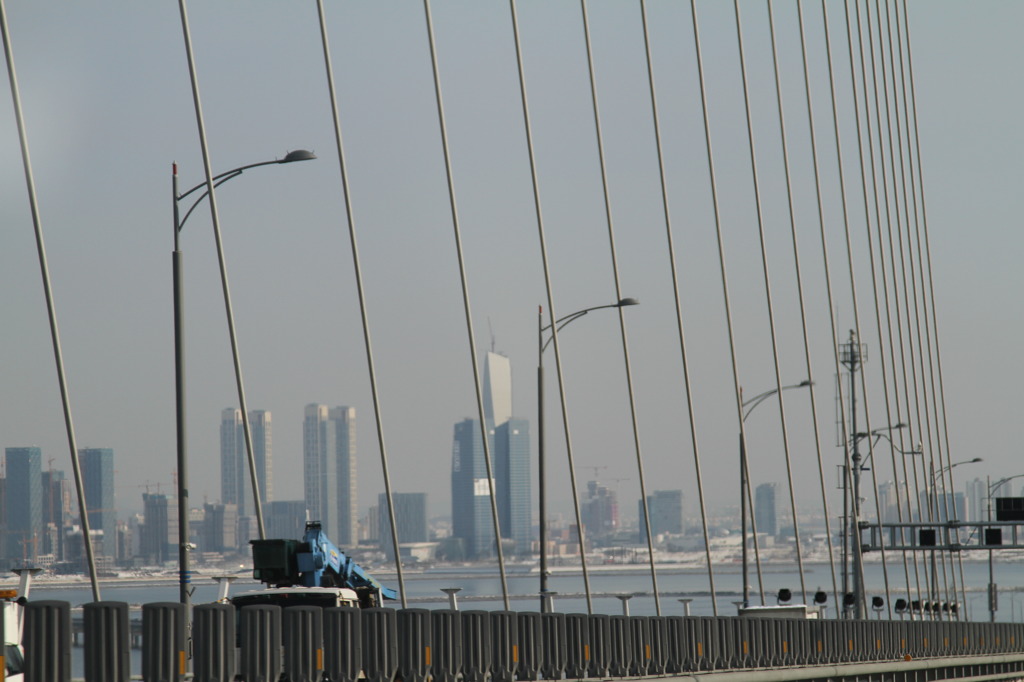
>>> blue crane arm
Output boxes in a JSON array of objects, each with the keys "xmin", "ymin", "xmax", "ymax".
[{"xmin": 300, "ymin": 522, "xmax": 398, "ymax": 600}]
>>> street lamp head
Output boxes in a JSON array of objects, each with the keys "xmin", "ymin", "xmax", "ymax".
[
  {"xmin": 280, "ymin": 149, "xmax": 317, "ymax": 163},
  {"xmin": 798, "ymin": 379, "xmax": 813, "ymax": 387},
  {"xmin": 970, "ymin": 457, "xmax": 983, "ymax": 463},
  {"xmin": 617, "ymin": 297, "xmax": 639, "ymax": 307}
]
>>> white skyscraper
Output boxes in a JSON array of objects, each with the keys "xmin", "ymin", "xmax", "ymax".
[
  {"xmin": 483, "ymin": 352, "xmax": 512, "ymax": 427},
  {"xmin": 220, "ymin": 408, "xmax": 272, "ymax": 518},
  {"xmin": 303, "ymin": 404, "xmax": 357, "ymax": 546}
]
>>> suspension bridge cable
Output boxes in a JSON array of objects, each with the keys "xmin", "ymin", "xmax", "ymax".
[
  {"xmin": 766, "ymin": 0, "xmax": 839, "ymax": 611},
  {"xmin": 689, "ymin": 0, "xmax": 768, "ymax": 607},
  {"xmin": 843, "ymin": 4, "xmax": 906, "ymax": 619},
  {"xmin": 860, "ymin": 0, "xmax": 926, "ymax": 616},
  {"xmin": 578, "ymin": 0, "xmax": 661, "ymax": 615},
  {"xmin": 638, "ymin": 0, "xmax": 718, "ymax": 615},
  {"xmin": 855, "ymin": 0, "xmax": 951, "ymax": 612},
  {"xmin": 849, "ymin": 0, "xmax": 918, "ymax": 611},
  {"xmin": 732, "ymin": 0, "xmax": 807, "ymax": 605},
  {"xmin": 852, "ymin": 0, "xmax": 927, "ymax": 614},
  {"xmin": 177, "ymin": 0, "xmax": 266, "ymax": 542},
  {"xmin": 506, "ymin": 0, "xmax": 594, "ymax": 614},
  {"xmin": 421, "ymin": 0, "xmax": 509, "ymax": 610},
  {"xmin": 314, "ymin": 0, "xmax": 407, "ymax": 606},
  {"xmin": 873, "ymin": 0, "xmax": 955, "ymax": 610},
  {"xmin": 824, "ymin": 0, "xmax": 890, "ymax": 618},
  {"xmin": 872, "ymin": 0, "xmax": 955, "ymax": 614},
  {"xmin": 896, "ymin": 0, "xmax": 969, "ymax": 616},
  {"xmin": 0, "ymin": 0, "xmax": 101, "ymax": 601},
  {"xmin": 879, "ymin": 0, "xmax": 959, "ymax": 615},
  {"xmin": 795, "ymin": 0, "xmax": 851, "ymax": 615}
]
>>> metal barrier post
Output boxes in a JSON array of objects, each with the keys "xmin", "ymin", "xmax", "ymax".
[
  {"xmin": 83, "ymin": 601, "xmax": 130, "ymax": 682},
  {"xmin": 283, "ymin": 606, "xmax": 323, "ymax": 682},
  {"xmin": 142, "ymin": 602, "xmax": 186, "ymax": 682},
  {"xmin": 24, "ymin": 600, "xmax": 71, "ymax": 682},
  {"xmin": 324, "ymin": 607, "xmax": 362, "ymax": 682},
  {"xmin": 193, "ymin": 602, "xmax": 236, "ymax": 682},
  {"xmin": 239, "ymin": 604, "xmax": 282, "ymax": 682}
]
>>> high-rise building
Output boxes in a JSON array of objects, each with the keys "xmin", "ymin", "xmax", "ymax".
[
  {"xmin": 41, "ymin": 468, "xmax": 70, "ymax": 561},
  {"xmin": 267, "ymin": 500, "xmax": 308, "ymax": 542},
  {"xmin": 220, "ymin": 408, "xmax": 272, "ymax": 518},
  {"xmin": 451, "ymin": 418, "xmax": 492, "ymax": 559},
  {"xmin": 877, "ymin": 481, "xmax": 898, "ymax": 523},
  {"xmin": 639, "ymin": 489, "xmax": 684, "ymax": 540},
  {"xmin": 141, "ymin": 493, "xmax": 177, "ymax": 565},
  {"xmin": 81, "ymin": 448, "xmax": 116, "ymax": 560},
  {"xmin": 495, "ymin": 419, "xmax": 530, "ymax": 554},
  {"xmin": 584, "ymin": 481, "xmax": 619, "ymax": 539},
  {"xmin": 965, "ymin": 477, "xmax": 987, "ymax": 522},
  {"xmin": 5, "ymin": 447, "xmax": 42, "ymax": 562},
  {"xmin": 202, "ymin": 503, "xmax": 238, "ymax": 553},
  {"xmin": 378, "ymin": 493, "xmax": 428, "ymax": 559},
  {"xmin": 303, "ymin": 404, "xmax": 357, "ymax": 546},
  {"xmin": 755, "ymin": 483, "xmax": 777, "ymax": 536},
  {"xmin": 450, "ymin": 352, "xmax": 531, "ymax": 559}
]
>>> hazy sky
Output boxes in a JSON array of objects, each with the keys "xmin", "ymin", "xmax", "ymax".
[{"xmin": 1, "ymin": 1, "xmax": 1020, "ymax": 528}]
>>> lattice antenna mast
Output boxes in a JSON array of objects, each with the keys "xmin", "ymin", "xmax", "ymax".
[{"xmin": 839, "ymin": 330, "xmax": 868, "ymax": 616}]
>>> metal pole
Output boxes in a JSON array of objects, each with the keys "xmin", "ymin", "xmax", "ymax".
[
  {"xmin": 740, "ymin": 431, "xmax": 749, "ymax": 608},
  {"xmin": 849, "ymin": 339, "xmax": 866, "ymax": 619},
  {"xmin": 172, "ymin": 166, "xmax": 191, "ymax": 619},
  {"xmin": 841, "ymin": 463, "xmax": 848, "ymax": 611},
  {"xmin": 988, "ymin": 475, "xmax": 996, "ymax": 622},
  {"xmin": 538, "ymin": 306, "xmax": 548, "ymax": 613}
]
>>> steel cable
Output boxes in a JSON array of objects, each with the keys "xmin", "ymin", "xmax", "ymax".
[
  {"xmin": 314, "ymin": 0, "xmax": 407, "ymax": 605},
  {"xmin": 422, "ymin": 0, "xmax": 509, "ymax": 609},
  {"xmin": 578, "ymin": 0, "xmax": 661, "ymax": 615},
  {"xmin": 639, "ymin": 0, "xmax": 718, "ymax": 615}
]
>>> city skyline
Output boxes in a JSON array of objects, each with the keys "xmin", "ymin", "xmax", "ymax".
[{"xmin": 3, "ymin": 4, "xmax": 1021, "ymax": 540}]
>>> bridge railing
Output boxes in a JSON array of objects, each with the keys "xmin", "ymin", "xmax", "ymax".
[{"xmin": 20, "ymin": 598, "xmax": 1024, "ymax": 682}]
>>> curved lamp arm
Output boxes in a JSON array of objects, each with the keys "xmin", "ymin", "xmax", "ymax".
[
  {"xmin": 540, "ymin": 297, "xmax": 638, "ymax": 353},
  {"xmin": 175, "ymin": 149, "xmax": 316, "ymax": 233},
  {"xmin": 741, "ymin": 380, "xmax": 812, "ymax": 422}
]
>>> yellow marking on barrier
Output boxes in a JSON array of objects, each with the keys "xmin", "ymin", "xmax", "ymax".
[
  {"xmin": 963, "ymin": 637, "xmax": 968, "ymax": 646},
  {"xmin": 645, "ymin": 644, "xmax": 651, "ymax": 660},
  {"xmin": 901, "ymin": 639, "xmax": 906, "ymax": 648},
  {"xmin": 427, "ymin": 646, "xmax": 434, "ymax": 665},
  {"xmin": 317, "ymin": 648, "xmax": 324, "ymax": 670},
  {"xmin": 696, "ymin": 642, "xmax": 703, "ymax": 657},
  {"xmin": 510, "ymin": 645, "xmax": 516, "ymax": 663},
  {"xmin": 584, "ymin": 644, "xmax": 590, "ymax": 661},
  {"xmin": 876, "ymin": 639, "xmax": 881, "ymax": 650},
  {"xmin": 944, "ymin": 637, "xmax": 949, "ymax": 647},
  {"xmin": 980, "ymin": 637, "xmax": 985, "ymax": 646},
  {"xmin": 782, "ymin": 641, "xmax": 788, "ymax": 654},
  {"xmin": 179, "ymin": 650, "xmax": 186, "ymax": 675},
  {"xmin": 817, "ymin": 640, "xmax": 822, "ymax": 653},
  {"xmin": 923, "ymin": 637, "xmax": 928, "ymax": 648},
  {"xmin": 847, "ymin": 639, "xmax": 853, "ymax": 652},
  {"xmin": 743, "ymin": 641, "xmax": 748, "ymax": 655}
]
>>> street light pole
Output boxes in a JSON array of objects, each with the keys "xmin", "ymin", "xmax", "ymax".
[
  {"xmin": 537, "ymin": 297, "xmax": 637, "ymax": 612},
  {"xmin": 739, "ymin": 380, "xmax": 811, "ymax": 609},
  {"xmin": 172, "ymin": 150, "xmax": 315, "ymax": 617}
]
